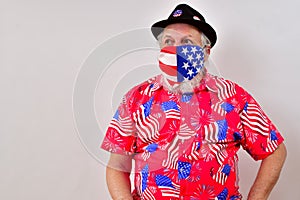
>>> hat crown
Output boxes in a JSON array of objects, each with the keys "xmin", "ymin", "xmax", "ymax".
[
  {"xmin": 168, "ymin": 4, "xmax": 206, "ymax": 23},
  {"xmin": 151, "ymin": 4, "xmax": 217, "ymax": 47}
]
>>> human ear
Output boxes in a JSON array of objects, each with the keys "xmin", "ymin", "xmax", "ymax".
[{"xmin": 204, "ymin": 45, "xmax": 211, "ymax": 61}]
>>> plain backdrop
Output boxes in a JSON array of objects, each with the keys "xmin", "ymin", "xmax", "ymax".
[{"xmin": 1, "ymin": 0, "xmax": 300, "ymax": 199}]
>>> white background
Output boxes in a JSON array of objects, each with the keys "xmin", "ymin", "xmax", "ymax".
[{"xmin": 1, "ymin": 0, "xmax": 300, "ymax": 199}]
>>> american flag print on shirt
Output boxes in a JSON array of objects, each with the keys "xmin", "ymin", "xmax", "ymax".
[
  {"xmin": 132, "ymin": 97, "xmax": 160, "ymax": 143},
  {"xmin": 158, "ymin": 45, "xmax": 205, "ymax": 83},
  {"xmin": 101, "ymin": 73, "xmax": 284, "ymax": 199}
]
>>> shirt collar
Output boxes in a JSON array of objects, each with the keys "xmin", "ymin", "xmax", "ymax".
[
  {"xmin": 199, "ymin": 73, "xmax": 219, "ymax": 93},
  {"xmin": 148, "ymin": 72, "xmax": 219, "ymax": 94}
]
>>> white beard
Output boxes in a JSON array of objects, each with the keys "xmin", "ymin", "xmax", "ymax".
[{"xmin": 162, "ymin": 67, "xmax": 207, "ymax": 94}]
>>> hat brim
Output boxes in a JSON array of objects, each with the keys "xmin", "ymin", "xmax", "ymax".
[{"xmin": 151, "ymin": 19, "xmax": 217, "ymax": 48}]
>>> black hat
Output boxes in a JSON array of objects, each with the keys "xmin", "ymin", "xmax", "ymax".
[{"xmin": 151, "ymin": 4, "xmax": 217, "ymax": 48}]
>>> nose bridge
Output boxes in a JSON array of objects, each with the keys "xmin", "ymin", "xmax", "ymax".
[
  {"xmin": 174, "ymin": 38, "xmax": 184, "ymax": 46},
  {"xmin": 174, "ymin": 40, "xmax": 181, "ymax": 46}
]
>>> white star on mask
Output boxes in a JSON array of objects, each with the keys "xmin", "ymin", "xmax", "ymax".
[
  {"xmin": 181, "ymin": 47, "xmax": 188, "ymax": 56},
  {"xmin": 182, "ymin": 62, "xmax": 190, "ymax": 70}
]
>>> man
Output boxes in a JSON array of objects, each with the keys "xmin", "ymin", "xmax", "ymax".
[{"xmin": 101, "ymin": 4, "xmax": 287, "ymax": 200}]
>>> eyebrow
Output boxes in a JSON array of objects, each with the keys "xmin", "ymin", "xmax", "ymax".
[
  {"xmin": 162, "ymin": 34, "xmax": 173, "ymax": 39},
  {"xmin": 162, "ymin": 34, "xmax": 194, "ymax": 39}
]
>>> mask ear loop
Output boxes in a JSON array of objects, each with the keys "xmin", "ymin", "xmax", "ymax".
[
  {"xmin": 203, "ymin": 45, "xmax": 221, "ymax": 77},
  {"xmin": 201, "ymin": 45, "xmax": 221, "ymax": 76}
]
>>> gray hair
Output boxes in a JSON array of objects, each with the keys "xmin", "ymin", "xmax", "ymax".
[{"xmin": 201, "ymin": 33, "xmax": 211, "ymax": 47}]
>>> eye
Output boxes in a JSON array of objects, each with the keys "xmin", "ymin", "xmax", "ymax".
[
  {"xmin": 182, "ymin": 38, "xmax": 194, "ymax": 45},
  {"xmin": 163, "ymin": 38, "xmax": 174, "ymax": 46}
]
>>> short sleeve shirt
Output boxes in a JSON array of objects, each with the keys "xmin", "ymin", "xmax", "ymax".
[{"xmin": 101, "ymin": 73, "xmax": 284, "ymax": 200}]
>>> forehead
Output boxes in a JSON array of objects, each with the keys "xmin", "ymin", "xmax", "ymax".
[{"xmin": 162, "ymin": 23, "xmax": 202, "ymax": 37}]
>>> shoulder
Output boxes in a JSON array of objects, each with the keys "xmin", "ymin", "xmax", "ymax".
[
  {"xmin": 206, "ymin": 74, "xmax": 241, "ymax": 96},
  {"xmin": 122, "ymin": 75, "xmax": 163, "ymax": 107},
  {"xmin": 125, "ymin": 75, "xmax": 163, "ymax": 97},
  {"xmin": 209, "ymin": 74, "xmax": 239, "ymax": 88},
  {"xmin": 205, "ymin": 74, "xmax": 250, "ymax": 106}
]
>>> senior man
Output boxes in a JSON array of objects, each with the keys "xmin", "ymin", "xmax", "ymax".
[{"xmin": 101, "ymin": 4, "xmax": 287, "ymax": 200}]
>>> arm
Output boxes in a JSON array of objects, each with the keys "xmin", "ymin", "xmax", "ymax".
[
  {"xmin": 106, "ymin": 153, "xmax": 133, "ymax": 200},
  {"xmin": 247, "ymin": 143, "xmax": 287, "ymax": 200}
]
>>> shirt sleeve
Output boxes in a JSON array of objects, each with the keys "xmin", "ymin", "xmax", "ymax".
[
  {"xmin": 100, "ymin": 88, "xmax": 137, "ymax": 155},
  {"xmin": 236, "ymin": 85, "xmax": 284, "ymax": 160}
]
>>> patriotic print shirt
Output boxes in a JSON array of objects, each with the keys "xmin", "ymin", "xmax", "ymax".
[{"xmin": 101, "ymin": 73, "xmax": 284, "ymax": 200}]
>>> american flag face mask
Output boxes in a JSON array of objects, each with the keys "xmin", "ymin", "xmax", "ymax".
[{"xmin": 158, "ymin": 45, "xmax": 205, "ymax": 84}]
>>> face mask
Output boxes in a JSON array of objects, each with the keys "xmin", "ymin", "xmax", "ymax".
[{"xmin": 158, "ymin": 45, "xmax": 205, "ymax": 84}]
